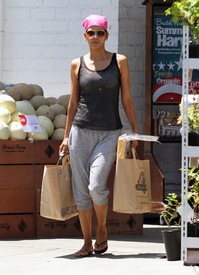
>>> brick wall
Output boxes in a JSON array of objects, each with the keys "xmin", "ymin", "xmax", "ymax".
[
  {"xmin": 2, "ymin": 0, "xmax": 119, "ymax": 97},
  {"xmin": 118, "ymin": 0, "xmax": 146, "ymax": 132}
]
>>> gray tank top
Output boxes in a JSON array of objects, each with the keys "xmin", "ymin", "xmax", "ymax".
[{"xmin": 73, "ymin": 53, "xmax": 123, "ymax": 130}]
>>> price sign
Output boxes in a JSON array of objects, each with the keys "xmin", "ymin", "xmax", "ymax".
[{"xmin": 18, "ymin": 115, "xmax": 42, "ymax": 133}]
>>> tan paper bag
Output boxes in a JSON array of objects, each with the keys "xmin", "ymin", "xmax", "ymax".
[
  {"xmin": 40, "ymin": 155, "xmax": 78, "ymax": 221},
  {"xmin": 113, "ymin": 148, "xmax": 151, "ymax": 214}
]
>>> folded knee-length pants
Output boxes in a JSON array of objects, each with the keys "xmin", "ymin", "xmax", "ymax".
[{"xmin": 68, "ymin": 125, "xmax": 121, "ymax": 211}]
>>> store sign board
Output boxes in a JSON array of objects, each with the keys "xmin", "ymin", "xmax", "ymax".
[{"xmin": 153, "ymin": 6, "xmax": 183, "ymax": 103}]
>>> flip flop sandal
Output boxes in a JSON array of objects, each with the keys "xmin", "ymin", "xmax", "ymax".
[{"xmin": 94, "ymin": 241, "xmax": 108, "ymax": 254}]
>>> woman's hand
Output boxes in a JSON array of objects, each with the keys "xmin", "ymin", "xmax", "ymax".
[
  {"xmin": 59, "ymin": 137, "xmax": 69, "ymax": 155},
  {"xmin": 130, "ymin": 139, "xmax": 138, "ymax": 149}
]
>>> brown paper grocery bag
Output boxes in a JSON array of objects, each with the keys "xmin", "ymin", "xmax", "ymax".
[
  {"xmin": 113, "ymin": 148, "xmax": 151, "ymax": 214},
  {"xmin": 40, "ymin": 156, "xmax": 78, "ymax": 221}
]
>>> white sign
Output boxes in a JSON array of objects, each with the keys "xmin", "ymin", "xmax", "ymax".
[{"xmin": 18, "ymin": 115, "xmax": 42, "ymax": 133}]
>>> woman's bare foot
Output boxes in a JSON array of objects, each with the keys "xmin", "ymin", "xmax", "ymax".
[{"xmin": 75, "ymin": 244, "xmax": 93, "ymax": 257}]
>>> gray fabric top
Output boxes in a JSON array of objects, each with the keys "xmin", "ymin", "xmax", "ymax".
[{"xmin": 73, "ymin": 53, "xmax": 123, "ymax": 130}]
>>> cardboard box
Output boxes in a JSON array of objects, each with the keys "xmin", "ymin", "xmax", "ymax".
[
  {"xmin": 185, "ymin": 248, "xmax": 199, "ymax": 265},
  {"xmin": 36, "ymin": 215, "xmax": 81, "ymax": 238},
  {"xmin": 0, "ymin": 214, "xmax": 36, "ymax": 239},
  {"xmin": 35, "ymin": 140, "xmax": 60, "ymax": 164},
  {"xmin": 0, "ymin": 165, "xmax": 35, "ymax": 189},
  {"xmin": 0, "ymin": 189, "xmax": 35, "ymax": 214},
  {"xmin": 0, "ymin": 140, "xmax": 35, "ymax": 164},
  {"xmin": 35, "ymin": 165, "xmax": 44, "ymax": 189}
]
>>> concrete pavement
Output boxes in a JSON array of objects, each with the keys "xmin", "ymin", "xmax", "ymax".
[{"xmin": 0, "ymin": 224, "xmax": 198, "ymax": 275}]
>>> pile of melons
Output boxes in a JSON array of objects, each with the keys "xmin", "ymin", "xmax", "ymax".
[{"xmin": 0, "ymin": 82, "xmax": 70, "ymax": 140}]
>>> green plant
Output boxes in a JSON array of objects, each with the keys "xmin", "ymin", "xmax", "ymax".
[
  {"xmin": 178, "ymin": 95, "xmax": 199, "ymax": 134},
  {"xmin": 187, "ymin": 101, "xmax": 199, "ymax": 133},
  {"xmin": 164, "ymin": 0, "xmax": 199, "ymax": 42},
  {"xmin": 188, "ymin": 167, "xmax": 199, "ymax": 218},
  {"xmin": 161, "ymin": 193, "xmax": 181, "ymax": 227}
]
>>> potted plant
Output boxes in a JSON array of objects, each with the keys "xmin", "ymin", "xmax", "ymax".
[
  {"xmin": 164, "ymin": 0, "xmax": 199, "ymax": 57},
  {"xmin": 160, "ymin": 193, "xmax": 181, "ymax": 261}
]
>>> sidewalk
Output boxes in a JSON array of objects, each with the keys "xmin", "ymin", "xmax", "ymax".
[{"xmin": 0, "ymin": 224, "xmax": 198, "ymax": 275}]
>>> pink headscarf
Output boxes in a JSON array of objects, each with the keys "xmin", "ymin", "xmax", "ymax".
[{"xmin": 82, "ymin": 14, "xmax": 108, "ymax": 31}]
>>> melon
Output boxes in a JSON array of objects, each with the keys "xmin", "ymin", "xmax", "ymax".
[
  {"xmin": 47, "ymin": 97, "xmax": 57, "ymax": 106},
  {"xmin": 36, "ymin": 105, "xmax": 54, "ymax": 120},
  {"xmin": 13, "ymin": 83, "xmax": 33, "ymax": 100},
  {"xmin": 0, "ymin": 82, "xmax": 3, "ymax": 91},
  {"xmin": 11, "ymin": 112, "xmax": 21, "ymax": 122},
  {"xmin": 51, "ymin": 128, "xmax": 65, "ymax": 140},
  {"xmin": 5, "ymin": 86, "xmax": 21, "ymax": 101},
  {"xmin": 8, "ymin": 121, "xmax": 27, "ymax": 140},
  {"xmin": 0, "ymin": 94, "xmax": 16, "ymax": 114},
  {"xmin": 53, "ymin": 114, "xmax": 67, "ymax": 129},
  {"xmin": 37, "ymin": 115, "xmax": 54, "ymax": 137},
  {"xmin": 57, "ymin": 94, "xmax": 70, "ymax": 111},
  {"xmin": 0, "ymin": 107, "xmax": 11, "ymax": 124},
  {"xmin": 0, "ymin": 122, "xmax": 10, "ymax": 140},
  {"xmin": 16, "ymin": 101, "xmax": 36, "ymax": 115},
  {"xmin": 30, "ymin": 95, "xmax": 48, "ymax": 110},
  {"xmin": 49, "ymin": 103, "xmax": 66, "ymax": 116},
  {"xmin": 27, "ymin": 126, "xmax": 48, "ymax": 140},
  {"xmin": 30, "ymin": 84, "xmax": 44, "ymax": 96}
]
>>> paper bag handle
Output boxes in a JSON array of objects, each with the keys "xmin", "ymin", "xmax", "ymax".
[
  {"xmin": 57, "ymin": 153, "xmax": 70, "ymax": 165},
  {"xmin": 131, "ymin": 148, "xmax": 138, "ymax": 160}
]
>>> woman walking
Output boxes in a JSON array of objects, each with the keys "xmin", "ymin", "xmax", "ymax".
[{"xmin": 59, "ymin": 14, "xmax": 138, "ymax": 257}]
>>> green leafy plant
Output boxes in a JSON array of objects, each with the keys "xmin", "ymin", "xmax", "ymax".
[
  {"xmin": 188, "ymin": 167, "xmax": 199, "ymax": 218},
  {"xmin": 161, "ymin": 193, "xmax": 181, "ymax": 227},
  {"xmin": 178, "ymin": 96, "xmax": 199, "ymax": 134},
  {"xmin": 187, "ymin": 101, "xmax": 199, "ymax": 133},
  {"xmin": 164, "ymin": 0, "xmax": 199, "ymax": 42}
]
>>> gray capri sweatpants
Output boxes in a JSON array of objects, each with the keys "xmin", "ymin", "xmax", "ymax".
[{"xmin": 68, "ymin": 124, "xmax": 121, "ymax": 211}]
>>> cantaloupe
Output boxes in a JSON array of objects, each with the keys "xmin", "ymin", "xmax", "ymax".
[
  {"xmin": 36, "ymin": 105, "xmax": 54, "ymax": 120},
  {"xmin": 5, "ymin": 86, "xmax": 21, "ymax": 101},
  {"xmin": 47, "ymin": 97, "xmax": 57, "ymax": 106},
  {"xmin": 0, "ymin": 94, "xmax": 16, "ymax": 114},
  {"xmin": 30, "ymin": 84, "xmax": 44, "ymax": 96},
  {"xmin": 13, "ymin": 83, "xmax": 33, "ymax": 100},
  {"xmin": 8, "ymin": 121, "xmax": 27, "ymax": 140},
  {"xmin": 30, "ymin": 95, "xmax": 48, "ymax": 110},
  {"xmin": 51, "ymin": 128, "xmax": 65, "ymax": 140},
  {"xmin": 27, "ymin": 126, "xmax": 48, "ymax": 140},
  {"xmin": 0, "ymin": 82, "xmax": 4, "ymax": 91},
  {"xmin": 57, "ymin": 94, "xmax": 70, "ymax": 111},
  {"xmin": 49, "ymin": 103, "xmax": 66, "ymax": 116},
  {"xmin": 16, "ymin": 101, "xmax": 36, "ymax": 115},
  {"xmin": 37, "ymin": 115, "xmax": 54, "ymax": 137},
  {"xmin": 0, "ymin": 122, "xmax": 10, "ymax": 140},
  {"xmin": 53, "ymin": 114, "xmax": 67, "ymax": 129},
  {"xmin": 0, "ymin": 107, "xmax": 11, "ymax": 124}
]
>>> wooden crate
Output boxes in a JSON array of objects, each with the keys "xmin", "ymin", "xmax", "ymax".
[{"xmin": 0, "ymin": 214, "xmax": 36, "ymax": 239}]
